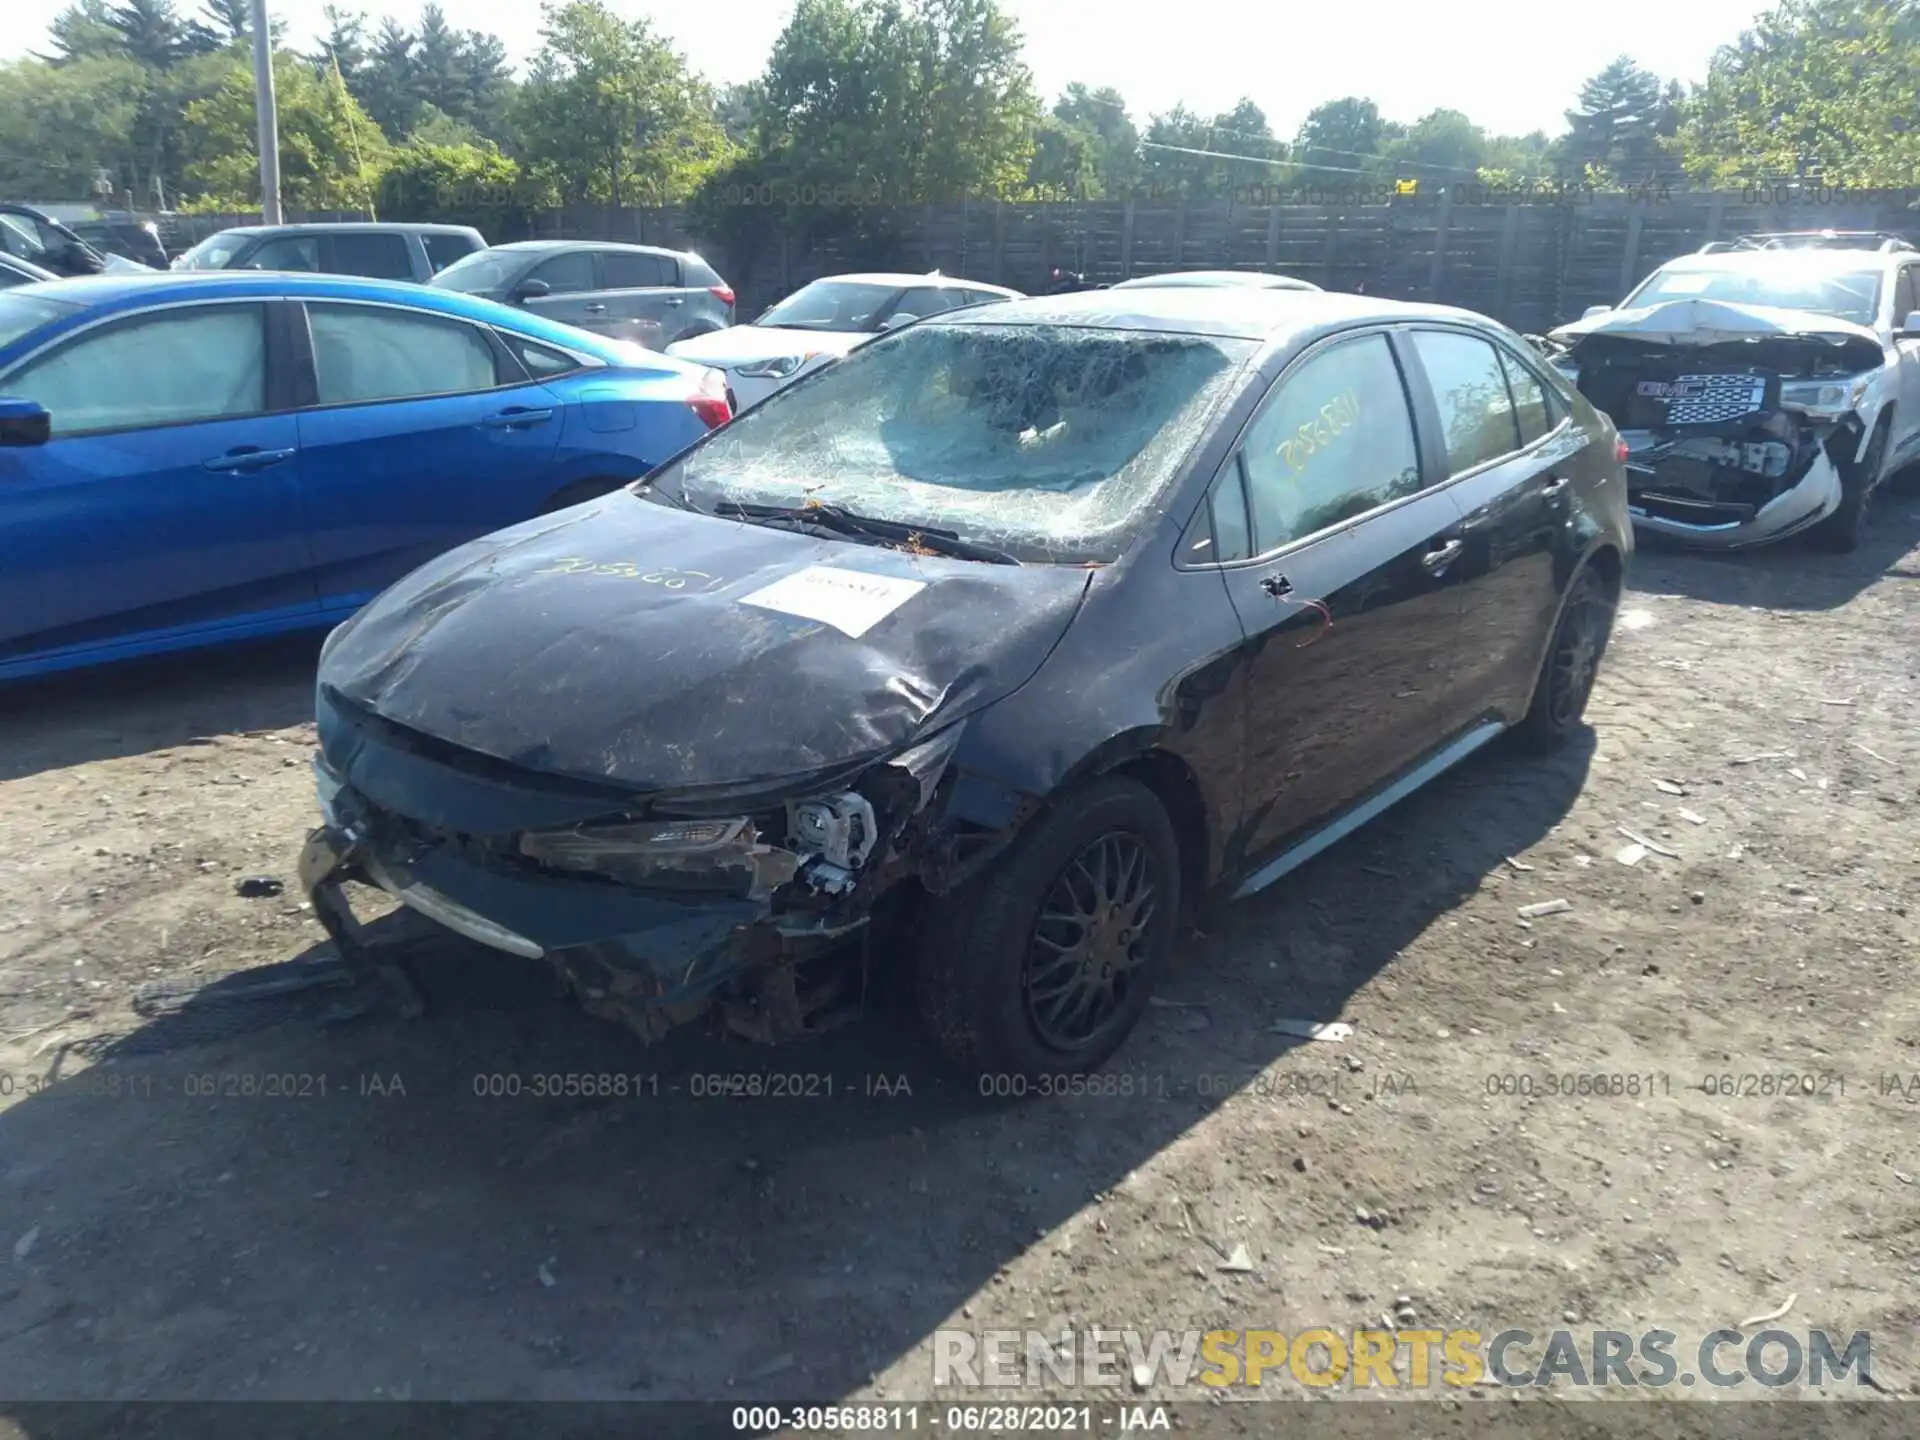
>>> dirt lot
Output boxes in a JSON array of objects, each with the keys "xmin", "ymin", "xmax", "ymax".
[{"xmin": 1, "ymin": 494, "xmax": 1917, "ymax": 1425}]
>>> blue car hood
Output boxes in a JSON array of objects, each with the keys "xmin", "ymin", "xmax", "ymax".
[{"xmin": 317, "ymin": 492, "xmax": 1092, "ymax": 793}]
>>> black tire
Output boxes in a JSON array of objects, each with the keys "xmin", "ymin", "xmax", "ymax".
[
  {"xmin": 1515, "ymin": 564, "xmax": 1616, "ymax": 753},
  {"xmin": 1806, "ymin": 416, "xmax": 1889, "ymax": 553},
  {"xmin": 916, "ymin": 776, "xmax": 1180, "ymax": 1081}
]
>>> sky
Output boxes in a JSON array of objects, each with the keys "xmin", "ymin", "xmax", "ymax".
[{"xmin": 6, "ymin": 0, "xmax": 1781, "ymax": 141}]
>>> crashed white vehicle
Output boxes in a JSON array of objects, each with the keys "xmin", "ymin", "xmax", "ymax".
[{"xmin": 1537, "ymin": 232, "xmax": 1920, "ymax": 551}]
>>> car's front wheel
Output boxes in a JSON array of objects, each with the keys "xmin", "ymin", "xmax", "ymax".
[
  {"xmin": 916, "ymin": 776, "xmax": 1180, "ymax": 1081},
  {"xmin": 1807, "ymin": 414, "xmax": 1890, "ymax": 553}
]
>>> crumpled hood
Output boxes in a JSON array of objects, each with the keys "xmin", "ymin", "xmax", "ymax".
[
  {"xmin": 1550, "ymin": 298, "xmax": 1886, "ymax": 369},
  {"xmin": 666, "ymin": 326, "xmax": 870, "ymax": 366},
  {"xmin": 317, "ymin": 494, "xmax": 1092, "ymax": 793}
]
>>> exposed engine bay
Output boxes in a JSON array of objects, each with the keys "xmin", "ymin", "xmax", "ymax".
[
  {"xmin": 1541, "ymin": 300, "xmax": 1886, "ymax": 544},
  {"xmin": 1578, "ymin": 345, "xmax": 1853, "ymax": 528},
  {"xmin": 301, "ymin": 698, "xmax": 1037, "ymax": 1049}
]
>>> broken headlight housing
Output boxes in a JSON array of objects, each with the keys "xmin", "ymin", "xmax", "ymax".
[
  {"xmin": 519, "ymin": 817, "xmax": 754, "ymax": 866},
  {"xmin": 1779, "ymin": 373, "xmax": 1873, "ymax": 419},
  {"xmin": 518, "ymin": 816, "xmax": 799, "ymax": 899}
]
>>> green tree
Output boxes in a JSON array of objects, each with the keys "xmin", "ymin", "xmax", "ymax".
[
  {"xmin": 1051, "ymin": 83, "xmax": 1140, "ymax": 195},
  {"xmin": 513, "ymin": 0, "xmax": 735, "ymax": 204},
  {"xmin": 1141, "ymin": 99, "xmax": 1282, "ymax": 197},
  {"xmin": 378, "ymin": 137, "xmax": 529, "ymax": 235},
  {"xmin": 1380, "ymin": 108, "xmax": 1491, "ymax": 182},
  {"xmin": 741, "ymin": 0, "xmax": 1036, "ymax": 202},
  {"xmin": 0, "ymin": 55, "xmax": 145, "ymax": 198},
  {"xmin": 309, "ymin": 5, "xmax": 367, "ymax": 84},
  {"xmin": 1291, "ymin": 97, "xmax": 1398, "ymax": 182},
  {"xmin": 1558, "ymin": 56, "xmax": 1684, "ymax": 183},
  {"xmin": 1024, "ymin": 113, "xmax": 1098, "ymax": 197},
  {"xmin": 107, "ymin": 0, "xmax": 213, "ymax": 67},
  {"xmin": 181, "ymin": 50, "xmax": 391, "ymax": 210},
  {"xmin": 41, "ymin": 0, "xmax": 128, "ymax": 62},
  {"xmin": 357, "ymin": 17, "xmax": 420, "ymax": 138},
  {"xmin": 1674, "ymin": 0, "xmax": 1920, "ymax": 186}
]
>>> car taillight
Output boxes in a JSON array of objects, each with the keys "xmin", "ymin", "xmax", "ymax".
[
  {"xmin": 689, "ymin": 369, "xmax": 732, "ymax": 428},
  {"xmin": 709, "ymin": 285, "xmax": 735, "ymax": 307},
  {"xmin": 1614, "ymin": 436, "xmax": 1630, "ymax": 463}
]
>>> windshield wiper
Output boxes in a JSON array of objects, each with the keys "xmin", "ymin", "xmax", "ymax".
[{"xmin": 713, "ymin": 501, "xmax": 1020, "ymax": 564}]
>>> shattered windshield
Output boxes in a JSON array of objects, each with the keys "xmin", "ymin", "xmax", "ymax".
[
  {"xmin": 1630, "ymin": 264, "xmax": 1881, "ymax": 326},
  {"xmin": 757, "ymin": 281, "xmax": 903, "ymax": 332},
  {"xmin": 652, "ymin": 321, "xmax": 1255, "ymax": 562}
]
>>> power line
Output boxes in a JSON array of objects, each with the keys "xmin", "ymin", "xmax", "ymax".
[{"xmin": 1068, "ymin": 87, "xmax": 1492, "ymax": 179}]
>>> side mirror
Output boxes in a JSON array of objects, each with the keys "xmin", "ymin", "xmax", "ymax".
[
  {"xmin": 1899, "ymin": 309, "xmax": 1920, "ymax": 338},
  {"xmin": 0, "ymin": 398, "xmax": 51, "ymax": 447},
  {"xmin": 880, "ymin": 313, "xmax": 917, "ymax": 332},
  {"xmin": 1580, "ymin": 304, "xmax": 1611, "ymax": 320},
  {"xmin": 514, "ymin": 277, "xmax": 550, "ymax": 301}
]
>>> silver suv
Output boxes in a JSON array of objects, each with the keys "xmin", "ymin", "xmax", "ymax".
[
  {"xmin": 172, "ymin": 223, "xmax": 486, "ymax": 283},
  {"xmin": 430, "ymin": 241, "xmax": 735, "ymax": 351}
]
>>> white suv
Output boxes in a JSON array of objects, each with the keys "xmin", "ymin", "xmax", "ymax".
[{"xmin": 1540, "ymin": 231, "xmax": 1919, "ymax": 551}]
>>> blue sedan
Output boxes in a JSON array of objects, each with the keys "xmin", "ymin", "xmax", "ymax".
[{"xmin": 0, "ymin": 271, "xmax": 734, "ymax": 681}]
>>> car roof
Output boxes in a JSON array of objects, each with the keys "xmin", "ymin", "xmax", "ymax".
[
  {"xmin": 481, "ymin": 239, "xmax": 690, "ymax": 257},
  {"xmin": 1111, "ymin": 270, "xmax": 1320, "ymax": 290},
  {"xmin": 1651, "ymin": 248, "xmax": 1891, "ymax": 275},
  {"xmin": 203, "ymin": 222, "xmax": 482, "ymax": 237},
  {"xmin": 940, "ymin": 287, "xmax": 1501, "ymax": 341},
  {"xmin": 0, "ymin": 271, "xmax": 677, "ymax": 361},
  {"xmin": 802, "ymin": 272, "xmax": 1017, "ymax": 294}
]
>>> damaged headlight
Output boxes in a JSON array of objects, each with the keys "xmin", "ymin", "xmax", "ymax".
[
  {"xmin": 1780, "ymin": 374, "xmax": 1874, "ymax": 418},
  {"xmin": 519, "ymin": 817, "xmax": 754, "ymax": 865},
  {"xmin": 519, "ymin": 817, "xmax": 799, "ymax": 899}
]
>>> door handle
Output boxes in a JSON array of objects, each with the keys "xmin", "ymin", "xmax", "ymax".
[
  {"xmin": 1541, "ymin": 475, "xmax": 1572, "ymax": 498},
  {"xmin": 1421, "ymin": 538, "xmax": 1465, "ymax": 571},
  {"xmin": 662, "ymin": 297, "xmax": 684, "ymax": 306},
  {"xmin": 483, "ymin": 408, "xmax": 554, "ymax": 430},
  {"xmin": 203, "ymin": 446, "xmax": 295, "ymax": 473},
  {"xmin": 582, "ymin": 303, "xmax": 607, "ymax": 314}
]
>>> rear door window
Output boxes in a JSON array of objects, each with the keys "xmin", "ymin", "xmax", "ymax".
[
  {"xmin": 890, "ymin": 286, "xmax": 959, "ymax": 321},
  {"xmin": 1237, "ymin": 331, "xmax": 1424, "ymax": 550},
  {"xmin": 423, "ymin": 232, "xmax": 479, "ymax": 273},
  {"xmin": 324, "ymin": 232, "xmax": 415, "ymax": 281},
  {"xmin": 526, "ymin": 251, "xmax": 596, "ymax": 294},
  {"xmin": 600, "ymin": 251, "xmax": 675, "ymax": 288},
  {"xmin": 1408, "ymin": 329, "xmax": 1524, "ymax": 475},
  {"xmin": 306, "ymin": 303, "xmax": 502, "ymax": 405},
  {"xmin": 501, "ymin": 333, "xmax": 585, "ymax": 378},
  {"xmin": 1495, "ymin": 343, "xmax": 1556, "ymax": 445}
]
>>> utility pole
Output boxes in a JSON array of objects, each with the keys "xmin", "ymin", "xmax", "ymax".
[{"xmin": 250, "ymin": 0, "xmax": 282, "ymax": 223}]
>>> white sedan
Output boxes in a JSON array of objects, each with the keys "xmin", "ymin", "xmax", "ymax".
[{"xmin": 666, "ymin": 272, "xmax": 1021, "ymax": 408}]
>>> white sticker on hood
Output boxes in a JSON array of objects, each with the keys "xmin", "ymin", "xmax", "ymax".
[{"xmin": 738, "ymin": 565, "xmax": 927, "ymax": 638}]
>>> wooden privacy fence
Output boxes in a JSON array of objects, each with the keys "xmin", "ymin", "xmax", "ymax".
[{"xmin": 170, "ymin": 189, "xmax": 1920, "ymax": 336}]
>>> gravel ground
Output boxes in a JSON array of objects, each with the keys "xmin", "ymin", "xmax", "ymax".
[{"xmin": 0, "ymin": 490, "xmax": 1917, "ymax": 1429}]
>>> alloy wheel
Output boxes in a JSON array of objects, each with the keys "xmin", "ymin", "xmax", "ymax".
[{"xmin": 1023, "ymin": 832, "xmax": 1160, "ymax": 1051}]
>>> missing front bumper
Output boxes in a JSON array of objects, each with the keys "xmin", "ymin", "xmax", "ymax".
[{"xmin": 1628, "ymin": 451, "xmax": 1842, "ymax": 549}]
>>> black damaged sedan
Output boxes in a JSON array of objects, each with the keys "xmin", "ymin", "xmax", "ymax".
[{"xmin": 302, "ymin": 288, "xmax": 1631, "ymax": 1077}]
